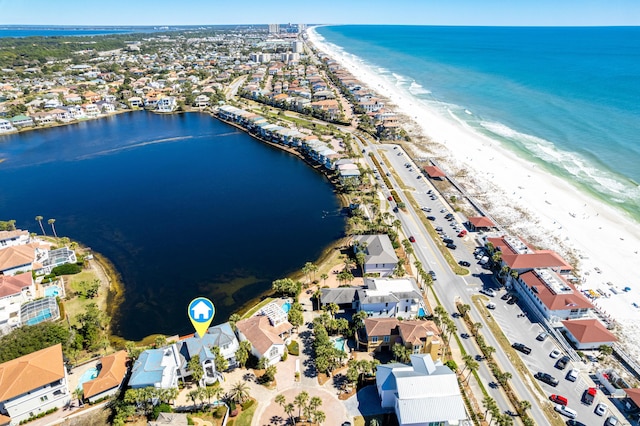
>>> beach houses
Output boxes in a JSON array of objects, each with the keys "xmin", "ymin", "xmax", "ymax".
[
  {"xmin": 358, "ymin": 318, "xmax": 442, "ymax": 359},
  {"xmin": 561, "ymin": 319, "xmax": 617, "ymax": 350},
  {"xmin": 175, "ymin": 336, "xmax": 222, "ymax": 386},
  {"xmin": 82, "ymin": 351, "xmax": 128, "ymax": 403},
  {"xmin": 156, "ymin": 96, "xmax": 177, "ymax": 113},
  {"xmin": 0, "ymin": 344, "xmax": 71, "ymax": 425},
  {"xmin": 0, "ymin": 119, "xmax": 15, "ymax": 133},
  {"xmin": 206, "ymin": 322, "xmax": 240, "ymax": 368},
  {"xmin": 357, "ymin": 277, "xmax": 426, "ymax": 319},
  {"xmin": 235, "ymin": 302, "xmax": 293, "ymax": 366},
  {"xmin": 128, "ymin": 346, "xmax": 181, "ymax": 389},
  {"xmin": 0, "ymin": 273, "xmax": 35, "ymax": 329},
  {"xmin": 353, "ymin": 234, "xmax": 398, "ymax": 277},
  {"xmin": 0, "ymin": 230, "xmax": 30, "ymax": 248},
  {"xmin": 376, "ymin": 354, "xmax": 467, "ymax": 426}
]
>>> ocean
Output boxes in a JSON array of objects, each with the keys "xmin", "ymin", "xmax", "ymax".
[
  {"xmin": 0, "ymin": 112, "xmax": 345, "ymax": 340},
  {"xmin": 0, "ymin": 26, "xmax": 161, "ymax": 38},
  {"xmin": 315, "ymin": 25, "xmax": 640, "ymax": 221}
]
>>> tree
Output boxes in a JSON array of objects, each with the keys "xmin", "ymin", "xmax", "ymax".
[
  {"xmin": 464, "ymin": 359, "xmax": 478, "ymax": 382},
  {"xmin": 262, "ymin": 365, "xmax": 277, "ymax": 383},
  {"xmin": 275, "ymin": 394, "xmax": 286, "ymax": 408},
  {"xmin": 211, "ymin": 346, "xmax": 229, "ymax": 372},
  {"xmin": 482, "ymin": 396, "xmax": 497, "ymax": 420},
  {"xmin": 313, "ymin": 409, "xmax": 326, "ymax": 425},
  {"xmin": 73, "ymin": 387, "xmax": 84, "ymax": 406},
  {"xmin": 35, "ymin": 215, "xmax": 46, "ymax": 236},
  {"xmin": 519, "ymin": 400, "xmax": 532, "ymax": 412},
  {"xmin": 228, "ymin": 313, "xmax": 240, "ymax": 331},
  {"xmin": 294, "ymin": 390, "xmax": 309, "ymax": 420},
  {"xmin": 235, "ymin": 340, "xmax": 251, "ymax": 368},
  {"xmin": 228, "ymin": 381, "xmax": 249, "ymax": 404},
  {"xmin": 599, "ymin": 344, "xmax": 613, "ymax": 359},
  {"xmin": 188, "ymin": 355, "xmax": 204, "ymax": 386},
  {"xmin": 48, "ymin": 218, "xmax": 58, "ymax": 238},
  {"xmin": 320, "ymin": 273, "xmax": 328, "ymax": 286}
]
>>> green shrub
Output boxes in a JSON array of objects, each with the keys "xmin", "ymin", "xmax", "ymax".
[
  {"xmin": 51, "ymin": 263, "xmax": 81, "ymax": 276},
  {"xmin": 152, "ymin": 403, "xmax": 172, "ymax": 419},
  {"xmin": 214, "ymin": 406, "xmax": 226, "ymax": 418},
  {"xmin": 241, "ymin": 399, "xmax": 254, "ymax": 410},
  {"xmin": 287, "ymin": 340, "xmax": 299, "ymax": 356},
  {"xmin": 187, "ymin": 416, "xmax": 194, "ymax": 425}
]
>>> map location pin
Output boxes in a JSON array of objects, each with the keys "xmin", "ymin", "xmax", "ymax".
[{"xmin": 188, "ymin": 297, "xmax": 215, "ymax": 338}]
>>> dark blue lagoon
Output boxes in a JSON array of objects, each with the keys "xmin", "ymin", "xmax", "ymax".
[{"xmin": 0, "ymin": 112, "xmax": 345, "ymax": 340}]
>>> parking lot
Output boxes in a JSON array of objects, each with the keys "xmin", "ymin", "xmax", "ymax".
[{"xmin": 489, "ymin": 287, "xmax": 621, "ymax": 425}]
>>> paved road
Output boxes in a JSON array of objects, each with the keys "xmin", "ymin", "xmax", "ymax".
[{"xmin": 355, "ymin": 134, "xmax": 551, "ymax": 425}]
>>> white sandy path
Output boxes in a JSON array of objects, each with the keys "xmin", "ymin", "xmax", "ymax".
[{"xmin": 308, "ymin": 27, "xmax": 640, "ymax": 358}]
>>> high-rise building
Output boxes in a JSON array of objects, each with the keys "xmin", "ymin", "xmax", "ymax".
[
  {"xmin": 268, "ymin": 24, "xmax": 280, "ymax": 34},
  {"xmin": 298, "ymin": 23, "xmax": 307, "ymax": 32},
  {"xmin": 292, "ymin": 41, "xmax": 304, "ymax": 53}
]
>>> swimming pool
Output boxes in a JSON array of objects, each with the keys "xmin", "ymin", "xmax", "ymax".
[
  {"xmin": 418, "ymin": 308, "xmax": 426, "ymax": 317},
  {"xmin": 282, "ymin": 301, "xmax": 291, "ymax": 313},
  {"xmin": 44, "ymin": 285, "xmax": 61, "ymax": 298},
  {"xmin": 77, "ymin": 367, "xmax": 100, "ymax": 390},
  {"xmin": 333, "ymin": 337, "xmax": 347, "ymax": 353}
]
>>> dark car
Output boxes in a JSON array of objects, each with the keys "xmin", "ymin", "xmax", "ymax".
[
  {"xmin": 445, "ymin": 213, "xmax": 454, "ymax": 219},
  {"xmin": 409, "ymin": 236, "xmax": 416, "ymax": 243},
  {"xmin": 512, "ymin": 343, "xmax": 532, "ymax": 355},
  {"xmin": 387, "ymin": 196, "xmax": 393, "ymax": 201},
  {"xmin": 566, "ymin": 421, "xmax": 587, "ymax": 426},
  {"xmin": 555, "ymin": 355, "xmax": 570, "ymax": 370},
  {"xmin": 535, "ymin": 372, "xmax": 559, "ymax": 387},
  {"xmin": 427, "ymin": 216, "xmax": 436, "ymax": 221},
  {"xmin": 428, "ymin": 270, "xmax": 436, "ymax": 280},
  {"xmin": 393, "ymin": 207, "xmax": 399, "ymax": 213},
  {"xmin": 507, "ymin": 296, "xmax": 518, "ymax": 305},
  {"xmin": 443, "ymin": 238, "xmax": 454, "ymax": 244},
  {"xmin": 446, "ymin": 243, "xmax": 457, "ymax": 250},
  {"xmin": 501, "ymin": 293, "xmax": 511, "ymax": 300},
  {"xmin": 435, "ymin": 226, "xmax": 443, "ymax": 232},
  {"xmin": 459, "ymin": 260, "xmax": 471, "ymax": 267}
]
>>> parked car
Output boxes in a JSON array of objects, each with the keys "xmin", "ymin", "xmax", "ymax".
[
  {"xmin": 550, "ymin": 349, "xmax": 562, "ymax": 359},
  {"xmin": 566, "ymin": 421, "xmax": 587, "ymax": 426},
  {"xmin": 387, "ymin": 196, "xmax": 393, "ymax": 201},
  {"xmin": 459, "ymin": 260, "xmax": 471, "ymax": 267},
  {"xmin": 480, "ymin": 288, "xmax": 496, "ymax": 297},
  {"xmin": 554, "ymin": 404, "xmax": 577, "ymax": 419},
  {"xmin": 435, "ymin": 226, "xmax": 443, "ymax": 232},
  {"xmin": 443, "ymin": 238, "xmax": 454, "ymax": 244},
  {"xmin": 421, "ymin": 207, "xmax": 431, "ymax": 212},
  {"xmin": 535, "ymin": 372, "xmax": 559, "ymax": 386},
  {"xmin": 512, "ymin": 343, "xmax": 532, "ymax": 355},
  {"xmin": 487, "ymin": 302, "xmax": 496, "ymax": 310},
  {"xmin": 566, "ymin": 369, "xmax": 579, "ymax": 382},
  {"xmin": 507, "ymin": 296, "xmax": 517, "ymax": 305},
  {"xmin": 457, "ymin": 231, "xmax": 467, "ymax": 237},
  {"xmin": 428, "ymin": 270, "xmax": 436, "ymax": 280},
  {"xmin": 595, "ymin": 402, "xmax": 607, "ymax": 416},
  {"xmin": 446, "ymin": 243, "xmax": 457, "ymax": 250},
  {"xmin": 536, "ymin": 332, "xmax": 548, "ymax": 341},
  {"xmin": 582, "ymin": 387, "xmax": 597, "ymax": 405},
  {"xmin": 550, "ymin": 394, "xmax": 568, "ymax": 406},
  {"xmin": 604, "ymin": 415, "xmax": 619, "ymax": 426},
  {"xmin": 427, "ymin": 216, "xmax": 436, "ymax": 221},
  {"xmin": 501, "ymin": 293, "xmax": 511, "ymax": 300},
  {"xmin": 555, "ymin": 355, "xmax": 570, "ymax": 370},
  {"xmin": 409, "ymin": 236, "xmax": 416, "ymax": 243}
]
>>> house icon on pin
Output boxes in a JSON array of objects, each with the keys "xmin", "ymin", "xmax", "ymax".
[{"xmin": 191, "ymin": 300, "xmax": 212, "ymax": 321}]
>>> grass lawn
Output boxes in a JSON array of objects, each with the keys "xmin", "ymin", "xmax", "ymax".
[
  {"xmin": 63, "ymin": 270, "xmax": 102, "ymax": 326},
  {"xmin": 242, "ymin": 297, "xmax": 275, "ymax": 319},
  {"xmin": 230, "ymin": 402, "xmax": 256, "ymax": 426}
]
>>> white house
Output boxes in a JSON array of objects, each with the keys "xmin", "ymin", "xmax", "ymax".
[
  {"xmin": 0, "ymin": 230, "xmax": 30, "ymax": 249},
  {"xmin": 156, "ymin": 97, "xmax": 177, "ymax": 113},
  {"xmin": 207, "ymin": 322, "xmax": 240, "ymax": 367},
  {"xmin": 0, "ymin": 273, "xmax": 35, "ymax": 328},
  {"xmin": 0, "ymin": 119, "xmax": 15, "ymax": 133},
  {"xmin": 129, "ymin": 346, "xmax": 180, "ymax": 389},
  {"xmin": 353, "ymin": 234, "xmax": 398, "ymax": 277},
  {"xmin": 235, "ymin": 303, "xmax": 292, "ymax": 366},
  {"xmin": 175, "ymin": 336, "xmax": 221, "ymax": 386},
  {"xmin": 357, "ymin": 277, "xmax": 426, "ymax": 319},
  {"xmin": 0, "ymin": 344, "xmax": 71, "ymax": 425},
  {"xmin": 376, "ymin": 354, "xmax": 467, "ymax": 426}
]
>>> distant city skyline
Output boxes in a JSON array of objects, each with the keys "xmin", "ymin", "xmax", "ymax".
[{"xmin": 1, "ymin": 0, "xmax": 639, "ymax": 27}]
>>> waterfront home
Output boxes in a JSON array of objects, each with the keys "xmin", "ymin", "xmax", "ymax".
[
  {"xmin": 128, "ymin": 96, "xmax": 143, "ymax": 108},
  {"xmin": 39, "ymin": 247, "xmax": 77, "ymax": 275},
  {"xmin": 358, "ymin": 318, "xmax": 441, "ymax": 359},
  {"xmin": 30, "ymin": 111, "xmax": 55, "ymax": 125},
  {"xmin": 0, "ymin": 273, "xmax": 35, "ymax": 329},
  {"xmin": 175, "ymin": 336, "xmax": 221, "ymax": 386},
  {"xmin": 376, "ymin": 354, "xmax": 467, "ymax": 426},
  {"xmin": 0, "ymin": 245, "xmax": 38, "ymax": 276},
  {"xmin": 193, "ymin": 94, "xmax": 210, "ymax": 108},
  {"xmin": 206, "ymin": 322, "xmax": 240, "ymax": 368},
  {"xmin": 353, "ymin": 234, "xmax": 398, "ymax": 277},
  {"xmin": 319, "ymin": 287, "xmax": 358, "ymax": 312},
  {"xmin": 81, "ymin": 103, "xmax": 100, "ymax": 118},
  {"xmin": 561, "ymin": 319, "xmax": 617, "ymax": 350},
  {"xmin": 82, "ymin": 350, "xmax": 128, "ymax": 403},
  {"xmin": 357, "ymin": 277, "xmax": 426, "ymax": 319},
  {"xmin": 235, "ymin": 303, "xmax": 293, "ymax": 366},
  {"xmin": 0, "ymin": 230, "xmax": 30, "ymax": 248},
  {"xmin": 0, "ymin": 344, "xmax": 71, "ymax": 426},
  {"xmin": 95, "ymin": 100, "xmax": 116, "ymax": 114},
  {"xmin": 0, "ymin": 119, "xmax": 15, "ymax": 133},
  {"xmin": 129, "ymin": 346, "xmax": 180, "ymax": 389},
  {"xmin": 48, "ymin": 108, "xmax": 72, "ymax": 122},
  {"xmin": 8, "ymin": 115, "xmax": 34, "ymax": 128}
]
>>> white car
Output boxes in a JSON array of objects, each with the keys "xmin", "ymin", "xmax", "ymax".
[
  {"xmin": 566, "ymin": 369, "xmax": 579, "ymax": 382},
  {"xmin": 595, "ymin": 402, "xmax": 607, "ymax": 416},
  {"xmin": 550, "ymin": 349, "xmax": 562, "ymax": 359}
]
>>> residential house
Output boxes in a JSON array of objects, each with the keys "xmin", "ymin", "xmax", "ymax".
[
  {"xmin": 82, "ymin": 351, "xmax": 128, "ymax": 403},
  {"xmin": 81, "ymin": 103, "xmax": 100, "ymax": 118},
  {"xmin": 0, "ymin": 230, "xmax": 30, "ymax": 249},
  {"xmin": 206, "ymin": 322, "xmax": 240, "ymax": 368},
  {"xmin": 128, "ymin": 346, "xmax": 180, "ymax": 389},
  {"xmin": 175, "ymin": 336, "xmax": 221, "ymax": 386},
  {"xmin": 319, "ymin": 287, "xmax": 358, "ymax": 311},
  {"xmin": 30, "ymin": 111, "xmax": 55, "ymax": 125},
  {"xmin": 0, "ymin": 344, "xmax": 71, "ymax": 426},
  {"xmin": 359, "ymin": 318, "xmax": 441, "ymax": 359},
  {"xmin": 96, "ymin": 100, "xmax": 116, "ymax": 114},
  {"xmin": 0, "ymin": 119, "xmax": 15, "ymax": 133},
  {"xmin": 0, "ymin": 273, "xmax": 35, "ymax": 328},
  {"xmin": 561, "ymin": 319, "xmax": 617, "ymax": 350},
  {"xmin": 193, "ymin": 94, "xmax": 210, "ymax": 108},
  {"xmin": 235, "ymin": 303, "xmax": 293, "ymax": 366},
  {"xmin": 357, "ymin": 277, "xmax": 426, "ymax": 319},
  {"xmin": 128, "ymin": 96, "xmax": 143, "ymax": 107},
  {"xmin": 0, "ymin": 245, "xmax": 37, "ymax": 276},
  {"xmin": 8, "ymin": 115, "xmax": 34, "ymax": 128},
  {"xmin": 353, "ymin": 234, "xmax": 398, "ymax": 277},
  {"xmin": 376, "ymin": 354, "xmax": 467, "ymax": 426},
  {"xmin": 467, "ymin": 216, "xmax": 496, "ymax": 232},
  {"xmin": 156, "ymin": 97, "xmax": 177, "ymax": 113}
]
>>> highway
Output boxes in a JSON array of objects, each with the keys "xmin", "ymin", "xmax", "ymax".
[{"xmin": 355, "ymin": 133, "xmax": 551, "ymax": 425}]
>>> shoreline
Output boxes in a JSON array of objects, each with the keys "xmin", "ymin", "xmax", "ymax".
[{"xmin": 307, "ymin": 26, "xmax": 640, "ymax": 358}]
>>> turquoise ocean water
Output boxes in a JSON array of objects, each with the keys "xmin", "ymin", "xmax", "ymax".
[{"xmin": 316, "ymin": 26, "xmax": 640, "ymax": 221}]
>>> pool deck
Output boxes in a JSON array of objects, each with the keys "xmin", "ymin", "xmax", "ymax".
[{"xmin": 67, "ymin": 359, "xmax": 101, "ymax": 394}]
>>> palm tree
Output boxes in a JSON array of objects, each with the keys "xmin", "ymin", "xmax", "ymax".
[
  {"xmin": 313, "ymin": 410, "xmax": 326, "ymax": 425},
  {"xmin": 320, "ymin": 273, "xmax": 328, "ymax": 286},
  {"xmin": 72, "ymin": 388, "xmax": 84, "ymax": 406},
  {"xmin": 48, "ymin": 218, "xmax": 58, "ymax": 238},
  {"xmin": 482, "ymin": 396, "xmax": 497, "ymax": 420},
  {"xmin": 229, "ymin": 381, "xmax": 250, "ymax": 404},
  {"xmin": 519, "ymin": 400, "xmax": 532, "ymax": 412},
  {"xmin": 35, "ymin": 216, "xmax": 46, "ymax": 236},
  {"xmin": 294, "ymin": 390, "xmax": 309, "ymax": 420},
  {"xmin": 284, "ymin": 403, "xmax": 295, "ymax": 423},
  {"xmin": 464, "ymin": 359, "xmax": 478, "ymax": 382},
  {"xmin": 459, "ymin": 354, "xmax": 474, "ymax": 375},
  {"xmin": 203, "ymin": 386, "xmax": 216, "ymax": 406},
  {"xmin": 275, "ymin": 394, "xmax": 286, "ymax": 408}
]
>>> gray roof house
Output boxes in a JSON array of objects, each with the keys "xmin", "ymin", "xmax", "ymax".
[
  {"xmin": 353, "ymin": 235, "xmax": 398, "ymax": 277},
  {"xmin": 377, "ymin": 354, "xmax": 467, "ymax": 426},
  {"xmin": 319, "ymin": 287, "xmax": 358, "ymax": 310},
  {"xmin": 206, "ymin": 322, "xmax": 240, "ymax": 367}
]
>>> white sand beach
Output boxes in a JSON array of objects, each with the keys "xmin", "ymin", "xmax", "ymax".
[{"xmin": 307, "ymin": 27, "xmax": 640, "ymax": 359}]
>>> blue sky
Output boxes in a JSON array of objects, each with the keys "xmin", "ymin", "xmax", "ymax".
[{"xmin": 1, "ymin": 0, "xmax": 638, "ymax": 26}]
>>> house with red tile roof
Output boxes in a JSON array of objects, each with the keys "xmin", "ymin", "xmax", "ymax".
[
  {"xmin": 235, "ymin": 303, "xmax": 292, "ymax": 366},
  {"xmin": 0, "ymin": 273, "xmax": 35, "ymax": 329},
  {"xmin": 359, "ymin": 318, "xmax": 442, "ymax": 360},
  {"xmin": 0, "ymin": 230, "xmax": 30, "ymax": 249},
  {"xmin": 467, "ymin": 216, "xmax": 496, "ymax": 231},
  {"xmin": 82, "ymin": 351, "xmax": 128, "ymax": 403},
  {"xmin": 0, "ymin": 344, "xmax": 70, "ymax": 425},
  {"xmin": 561, "ymin": 319, "xmax": 617, "ymax": 350}
]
